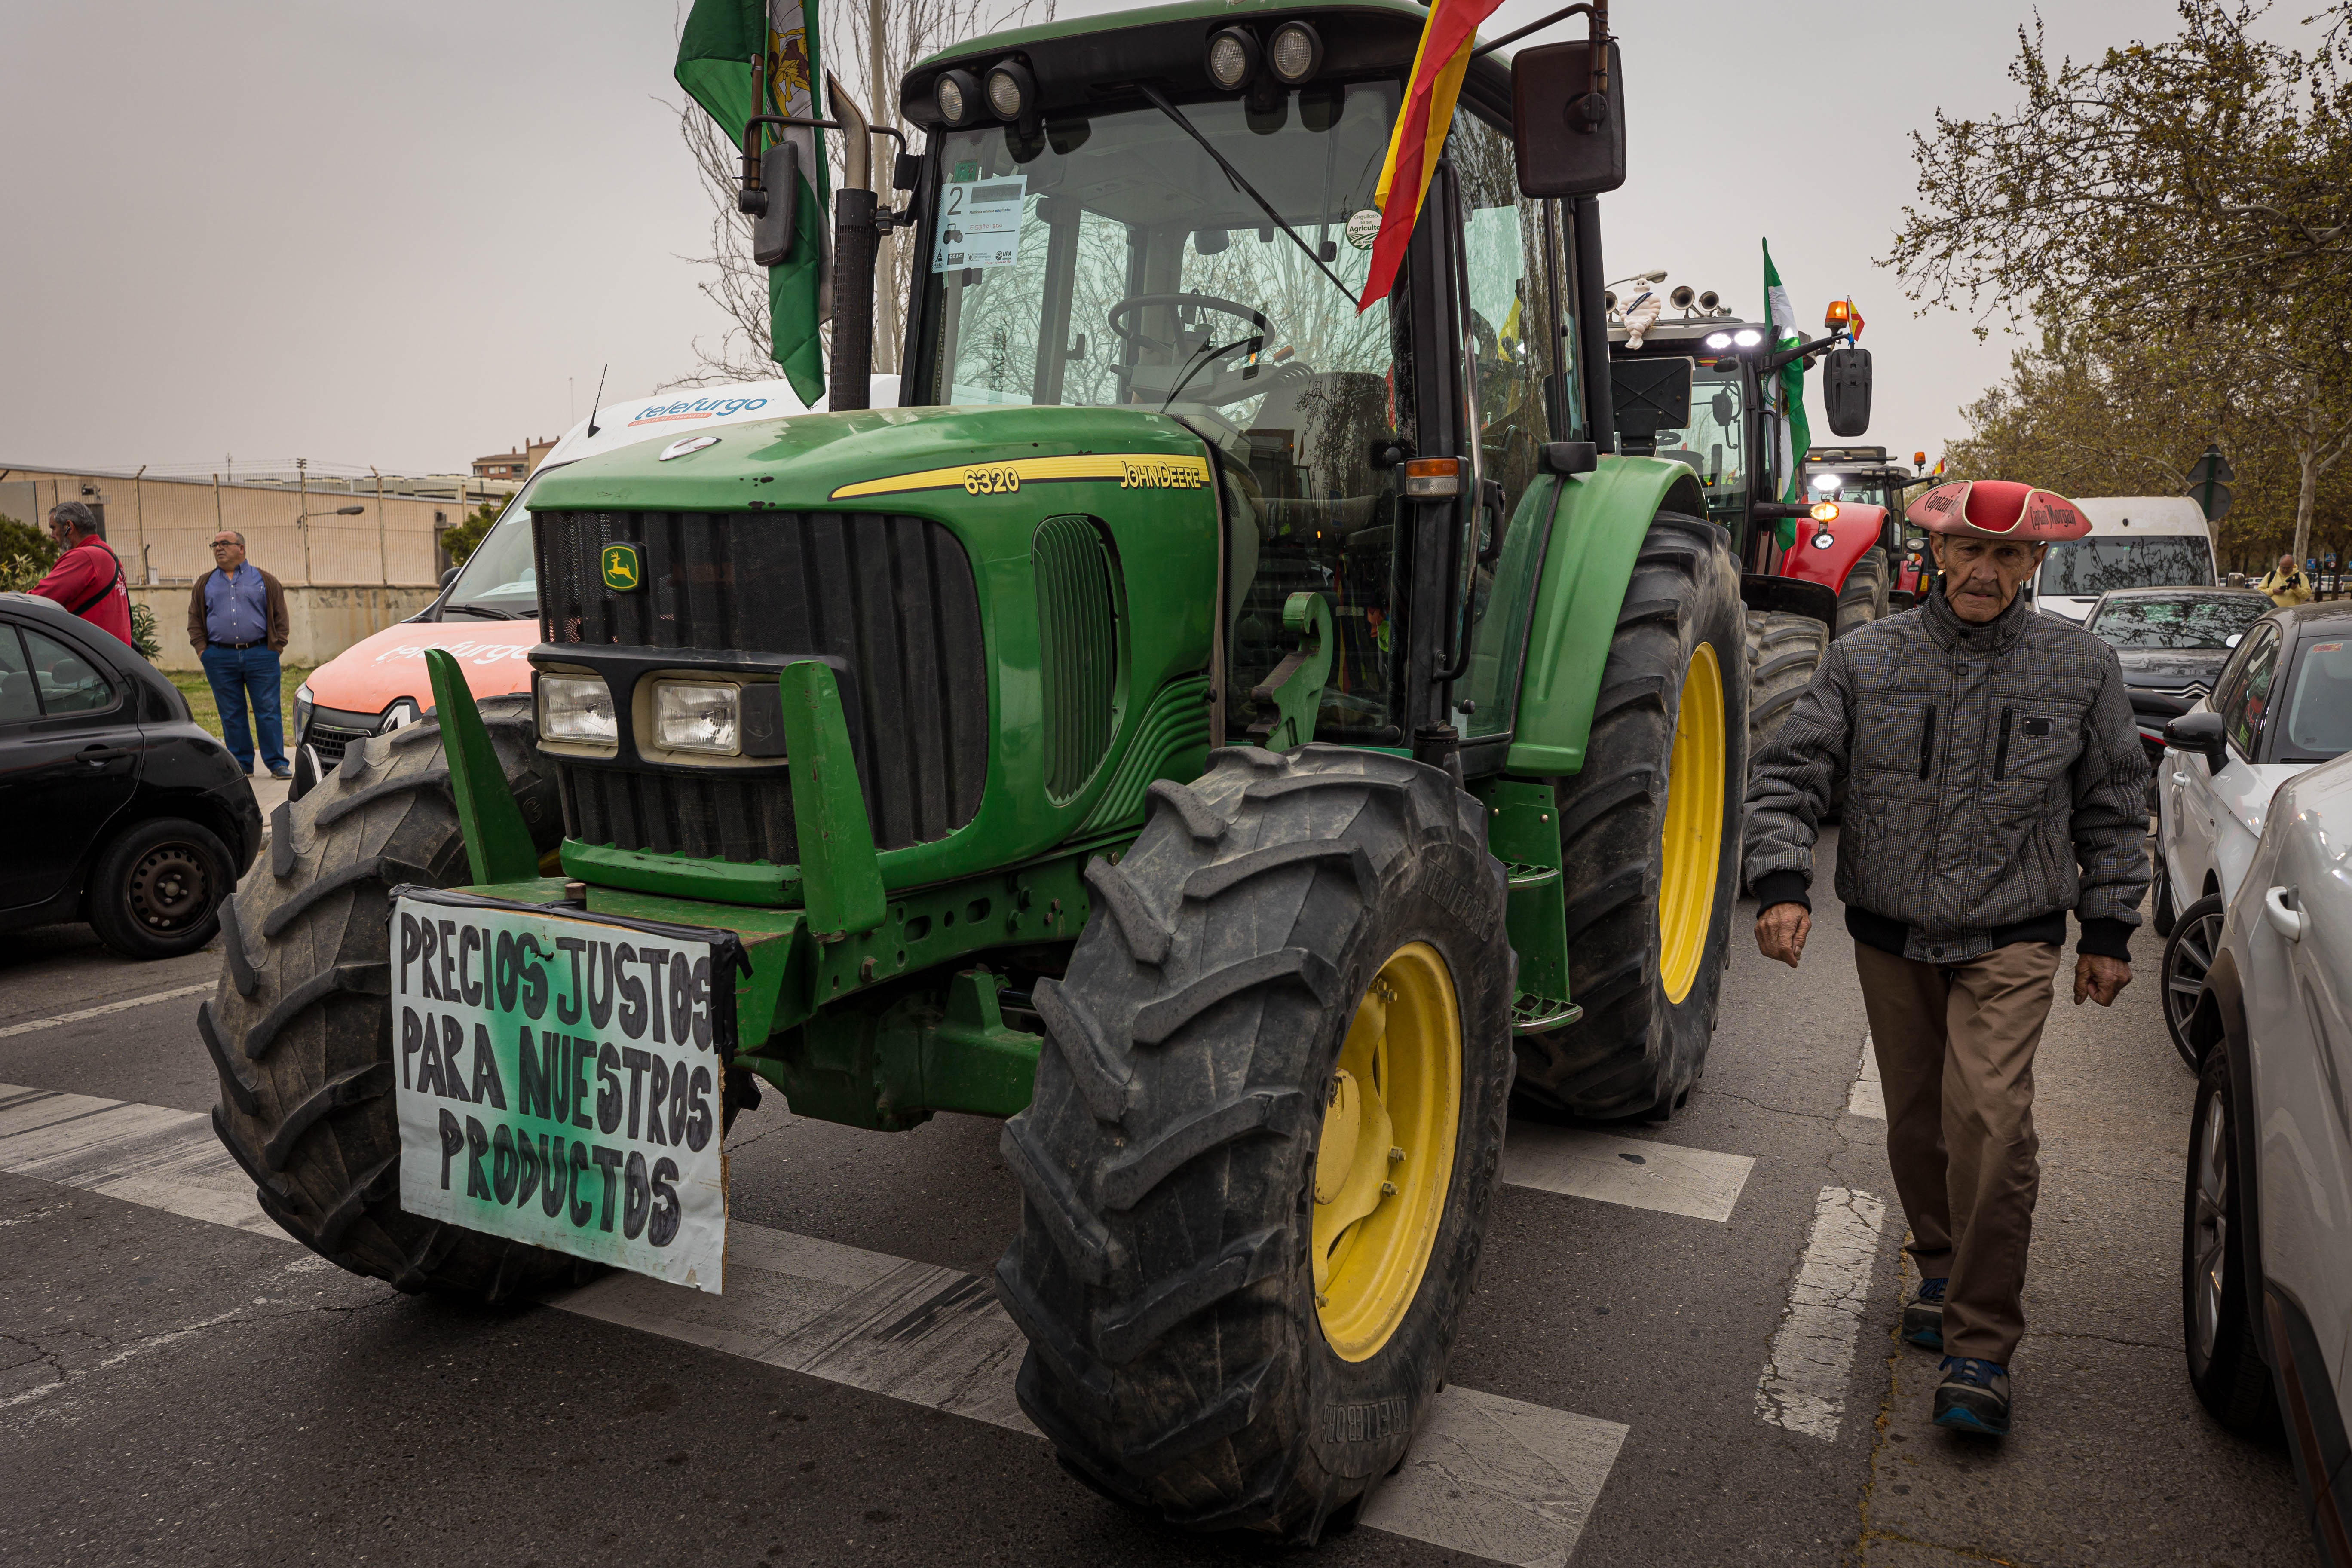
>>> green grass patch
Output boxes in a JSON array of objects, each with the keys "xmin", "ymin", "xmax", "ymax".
[{"xmin": 170, "ymin": 665, "xmax": 317, "ymax": 749}]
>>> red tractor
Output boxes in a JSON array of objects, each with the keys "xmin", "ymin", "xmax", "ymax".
[{"xmin": 1803, "ymin": 445, "xmax": 1938, "ymax": 610}]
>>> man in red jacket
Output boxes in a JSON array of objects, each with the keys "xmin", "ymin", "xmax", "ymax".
[{"xmin": 31, "ymin": 502, "xmax": 134, "ymax": 649}]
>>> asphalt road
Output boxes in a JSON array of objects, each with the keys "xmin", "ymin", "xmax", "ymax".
[{"xmin": 0, "ymin": 828, "xmax": 2314, "ymax": 1567}]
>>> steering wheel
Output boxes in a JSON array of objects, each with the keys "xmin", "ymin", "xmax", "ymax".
[{"xmin": 1106, "ymin": 292, "xmax": 1270, "ymax": 357}]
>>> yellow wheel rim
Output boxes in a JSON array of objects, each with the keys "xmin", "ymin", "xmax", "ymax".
[
  {"xmin": 1311, "ymin": 943, "xmax": 1461, "ymax": 1362},
  {"xmin": 1658, "ymin": 642, "xmax": 1726, "ymax": 1005}
]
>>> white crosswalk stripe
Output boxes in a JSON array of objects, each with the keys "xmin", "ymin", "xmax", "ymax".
[
  {"xmin": 1848, "ymin": 1036, "xmax": 1885, "ymax": 1119},
  {"xmin": 0, "ymin": 983, "xmax": 213, "ymax": 1040},
  {"xmin": 1501, "ymin": 1121, "xmax": 1755, "ymax": 1222},
  {"xmin": 0, "ymin": 1082, "xmax": 1627, "ymax": 1566},
  {"xmin": 1754, "ymin": 1185, "xmax": 1888, "ymax": 1441}
]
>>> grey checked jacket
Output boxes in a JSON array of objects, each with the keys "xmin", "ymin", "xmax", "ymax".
[{"xmin": 1743, "ymin": 589, "xmax": 2151, "ymax": 963}]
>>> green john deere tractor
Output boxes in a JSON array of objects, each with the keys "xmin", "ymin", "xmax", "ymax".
[{"xmin": 208, "ymin": 0, "xmax": 1744, "ymax": 1538}]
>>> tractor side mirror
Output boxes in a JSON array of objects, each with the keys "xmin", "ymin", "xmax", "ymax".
[
  {"xmin": 750, "ymin": 139, "xmax": 801, "ymax": 267},
  {"xmin": 1822, "ymin": 347, "xmax": 1872, "ymax": 437},
  {"xmin": 1511, "ymin": 40, "xmax": 1626, "ymax": 197},
  {"xmin": 2165, "ymin": 710, "xmax": 2230, "ymax": 767},
  {"xmin": 1609, "ymin": 357, "xmax": 1692, "ymax": 456}
]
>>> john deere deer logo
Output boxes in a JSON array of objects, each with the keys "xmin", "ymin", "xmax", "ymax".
[{"xmin": 600, "ymin": 543, "xmax": 644, "ymax": 593}]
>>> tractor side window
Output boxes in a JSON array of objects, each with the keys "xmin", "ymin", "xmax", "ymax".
[{"xmin": 1450, "ymin": 112, "xmax": 1557, "ymax": 742}]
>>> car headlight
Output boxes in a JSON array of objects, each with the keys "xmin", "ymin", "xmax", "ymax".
[
  {"xmin": 539, "ymin": 674, "xmax": 617, "ymax": 745},
  {"xmin": 380, "ymin": 698, "xmax": 421, "ymax": 733},
  {"xmin": 294, "ymin": 683, "xmax": 314, "ymax": 739},
  {"xmin": 653, "ymin": 680, "xmax": 741, "ymax": 756}
]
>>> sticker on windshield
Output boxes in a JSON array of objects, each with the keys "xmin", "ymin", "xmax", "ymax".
[
  {"xmin": 932, "ymin": 171, "xmax": 1026, "ymax": 273},
  {"xmin": 1346, "ymin": 209, "xmax": 1381, "ymax": 249}
]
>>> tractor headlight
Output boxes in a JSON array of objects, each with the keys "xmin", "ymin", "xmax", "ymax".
[
  {"xmin": 1811, "ymin": 473, "xmax": 1843, "ymax": 493},
  {"xmin": 539, "ymin": 674, "xmax": 617, "ymax": 746},
  {"xmin": 294, "ymin": 683, "xmax": 314, "ymax": 740},
  {"xmin": 1206, "ymin": 27, "xmax": 1260, "ymax": 91},
  {"xmin": 985, "ymin": 59, "xmax": 1032, "ymax": 121},
  {"xmin": 653, "ymin": 680, "xmax": 741, "ymax": 756},
  {"xmin": 1268, "ymin": 22, "xmax": 1322, "ymax": 83},
  {"xmin": 934, "ymin": 69, "xmax": 980, "ymax": 126},
  {"xmin": 1733, "ymin": 328, "xmax": 1764, "ymax": 347},
  {"xmin": 1704, "ymin": 331, "xmax": 1733, "ymax": 350}
]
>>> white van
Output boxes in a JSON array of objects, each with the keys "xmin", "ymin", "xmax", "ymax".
[{"xmin": 2032, "ymin": 496, "xmax": 2219, "ymax": 624}]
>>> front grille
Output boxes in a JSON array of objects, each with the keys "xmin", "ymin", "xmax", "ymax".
[
  {"xmin": 1032, "ymin": 514, "xmax": 1121, "ymax": 802},
  {"xmin": 308, "ymin": 723, "xmax": 371, "ymax": 766},
  {"xmin": 538, "ymin": 509, "xmax": 988, "ymax": 857}
]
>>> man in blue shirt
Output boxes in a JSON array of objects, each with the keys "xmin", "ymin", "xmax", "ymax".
[{"xmin": 185, "ymin": 531, "xmax": 291, "ymax": 777}]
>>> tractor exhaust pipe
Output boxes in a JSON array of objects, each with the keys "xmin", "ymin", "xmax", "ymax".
[{"xmin": 829, "ymin": 188, "xmax": 879, "ymax": 413}]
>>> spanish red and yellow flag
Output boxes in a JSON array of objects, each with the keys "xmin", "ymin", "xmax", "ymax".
[{"xmin": 1360, "ymin": 0, "xmax": 1507, "ymax": 313}]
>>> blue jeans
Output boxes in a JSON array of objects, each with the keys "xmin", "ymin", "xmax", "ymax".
[{"xmin": 201, "ymin": 644, "xmax": 285, "ymax": 773}]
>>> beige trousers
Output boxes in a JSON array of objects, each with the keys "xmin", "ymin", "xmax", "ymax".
[{"xmin": 1854, "ymin": 940, "xmax": 2063, "ymax": 1365}]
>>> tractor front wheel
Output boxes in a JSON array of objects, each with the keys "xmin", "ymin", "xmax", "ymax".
[
  {"xmin": 204, "ymin": 695, "xmax": 578, "ymax": 1300},
  {"xmin": 1745, "ymin": 609, "xmax": 1829, "ymax": 760},
  {"xmin": 1518, "ymin": 512, "xmax": 1746, "ymax": 1120},
  {"xmin": 996, "ymin": 745, "xmax": 1513, "ymax": 1540},
  {"xmin": 1835, "ymin": 546, "xmax": 1891, "ymax": 639}
]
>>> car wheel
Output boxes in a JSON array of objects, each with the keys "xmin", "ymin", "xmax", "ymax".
[
  {"xmin": 86, "ymin": 817, "xmax": 232, "ymax": 961},
  {"xmin": 2161, "ymin": 894, "xmax": 2225, "ymax": 1070},
  {"xmin": 2153, "ymin": 838, "xmax": 2178, "ymax": 939},
  {"xmin": 2182, "ymin": 1046, "xmax": 2278, "ymax": 1436}
]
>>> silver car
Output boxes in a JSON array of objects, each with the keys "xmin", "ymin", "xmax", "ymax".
[
  {"xmin": 2177, "ymin": 748, "xmax": 2352, "ymax": 1562},
  {"xmin": 2154, "ymin": 603, "xmax": 2352, "ymax": 1063}
]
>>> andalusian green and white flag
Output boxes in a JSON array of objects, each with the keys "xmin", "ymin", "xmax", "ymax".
[
  {"xmin": 1763, "ymin": 240, "xmax": 1811, "ymax": 539},
  {"xmin": 677, "ymin": 0, "xmax": 831, "ymax": 406}
]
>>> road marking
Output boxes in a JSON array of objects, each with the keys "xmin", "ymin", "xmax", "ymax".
[
  {"xmin": 0, "ymin": 983, "xmax": 213, "ymax": 1040},
  {"xmin": 1362, "ymin": 1384, "xmax": 1627, "ymax": 1567},
  {"xmin": 0, "ymin": 1081, "xmax": 1626, "ymax": 1565},
  {"xmin": 1848, "ymin": 1035, "xmax": 1884, "ymax": 1119},
  {"xmin": 1754, "ymin": 1185, "xmax": 1888, "ymax": 1441},
  {"xmin": 1501, "ymin": 1122, "xmax": 1755, "ymax": 1222}
]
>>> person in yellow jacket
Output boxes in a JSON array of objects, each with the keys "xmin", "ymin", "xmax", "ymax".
[{"xmin": 2260, "ymin": 553, "xmax": 2315, "ymax": 607}]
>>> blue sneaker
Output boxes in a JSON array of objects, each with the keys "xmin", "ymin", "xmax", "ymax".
[
  {"xmin": 1933, "ymin": 1357, "xmax": 2011, "ymax": 1436},
  {"xmin": 1902, "ymin": 1277, "xmax": 1946, "ymax": 1351}
]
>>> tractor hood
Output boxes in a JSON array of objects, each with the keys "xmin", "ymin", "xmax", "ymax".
[{"xmin": 529, "ymin": 403, "xmax": 1215, "ymax": 516}]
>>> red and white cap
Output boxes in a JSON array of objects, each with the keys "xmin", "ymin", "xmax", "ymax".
[{"xmin": 1904, "ymin": 478, "xmax": 2091, "ymax": 541}]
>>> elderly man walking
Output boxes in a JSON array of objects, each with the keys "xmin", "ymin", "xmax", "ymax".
[
  {"xmin": 2258, "ymin": 552, "xmax": 2314, "ymax": 608},
  {"xmin": 1743, "ymin": 478, "xmax": 2150, "ymax": 1438},
  {"xmin": 30, "ymin": 502, "xmax": 134, "ymax": 649},
  {"xmin": 187, "ymin": 530, "xmax": 292, "ymax": 778}
]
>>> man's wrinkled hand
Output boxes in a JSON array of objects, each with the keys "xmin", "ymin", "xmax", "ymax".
[
  {"xmin": 1755, "ymin": 903, "xmax": 1810, "ymax": 968},
  {"xmin": 2074, "ymin": 953, "xmax": 2131, "ymax": 1007}
]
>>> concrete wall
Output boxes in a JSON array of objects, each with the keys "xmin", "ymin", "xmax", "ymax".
[
  {"xmin": 133, "ymin": 584, "xmax": 441, "ymax": 672},
  {"xmin": 1, "ymin": 465, "xmax": 509, "ymax": 590}
]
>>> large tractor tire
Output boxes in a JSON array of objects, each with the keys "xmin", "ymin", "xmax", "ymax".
[
  {"xmin": 204, "ymin": 695, "xmax": 577, "ymax": 1301},
  {"xmin": 1517, "ymin": 513, "xmax": 1746, "ymax": 1121},
  {"xmin": 996, "ymin": 745, "xmax": 1513, "ymax": 1541},
  {"xmin": 1834, "ymin": 546, "xmax": 1891, "ymax": 639},
  {"xmin": 1745, "ymin": 609, "xmax": 1829, "ymax": 761}
]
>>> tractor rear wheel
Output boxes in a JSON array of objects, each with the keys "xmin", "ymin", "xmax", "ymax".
[
  {"xmin": 1835, "ymin": 547, "xmax": 1890, "ymax": 639},
  {"xmin": 996, "ymin": 745, "xmax": 1513, "ymax": 1540},
  {"xmin": 204, "ymin": 695, "xmax": 579, "ymax": 1300},
  {"xmin": 1517, "ymin": 513, "xmax": 1746, "ymax": 1121},
  {"xmin": 1745, "ymin": 609, "xmax": 1828, "ymax": 760}
]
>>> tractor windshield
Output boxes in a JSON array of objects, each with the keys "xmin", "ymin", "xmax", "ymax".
[{"xmin": 915, "ymin": 83, "xmax": 1399, "ymax": 413}]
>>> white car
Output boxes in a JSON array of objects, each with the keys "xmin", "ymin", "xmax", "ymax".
[
  {"xmin": 2154, "ymin": 603, "xmax": 2352, "ymax": 1062},
  {"xmin": 2175, "ymin": 748, "xmax": 2352, "ymax": 1563}
]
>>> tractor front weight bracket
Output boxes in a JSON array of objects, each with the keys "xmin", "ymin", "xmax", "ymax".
[
  {"xmin": 423, "ymin": 648, "xmax": 544, "ymax": 888},
  {"xmin": 1247, "ymin": 590, "xmax": 1334, "ymax": 752}
]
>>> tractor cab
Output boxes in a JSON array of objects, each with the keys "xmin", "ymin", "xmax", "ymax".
[{"xmin": 1803, "ymin": 444, "xmax": 1935, "ymax": 606}]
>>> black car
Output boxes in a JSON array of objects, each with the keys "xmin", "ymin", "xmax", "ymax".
[
  {"xmin": 2080, "ymin": 588, "xmax": 2273, "ymax": 788},
  {"xmin": 0, "ymin": 593, "xmax": 261, "ymax": 959}
]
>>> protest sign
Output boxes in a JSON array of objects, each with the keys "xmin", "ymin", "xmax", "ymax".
[{"xmin": 390, "ymin": 889, "xmax": 741, "ymax": 1293}]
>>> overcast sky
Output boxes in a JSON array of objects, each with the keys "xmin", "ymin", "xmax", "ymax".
[{"xmin": 0, "ymin": 0, "xmax": 2308, "ymax": 477}]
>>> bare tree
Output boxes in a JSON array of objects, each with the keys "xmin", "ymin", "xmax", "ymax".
[{"xmin": 668, "ymin": 0, "xmax": 1056, "ymax": 389}]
